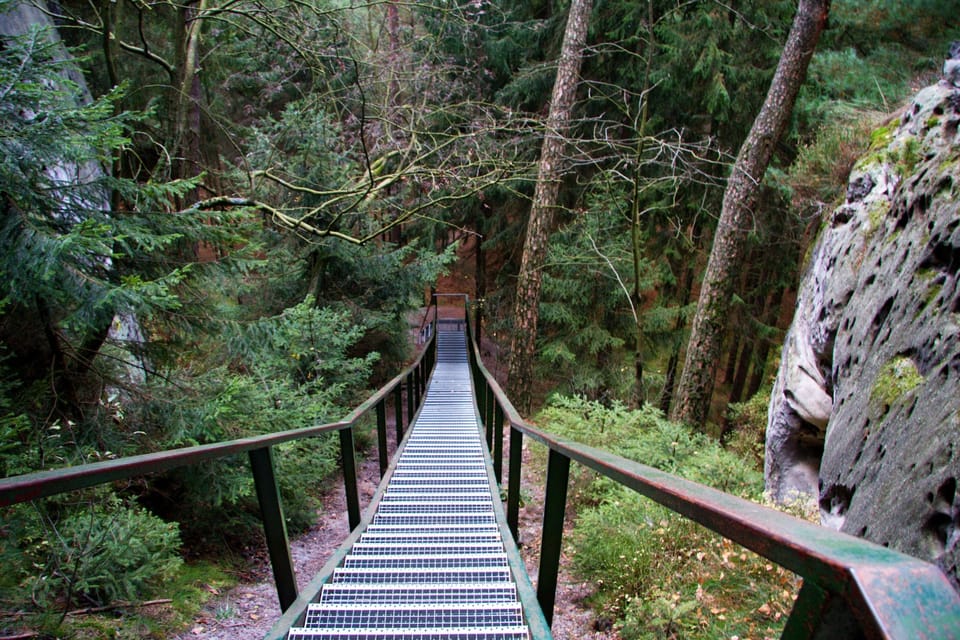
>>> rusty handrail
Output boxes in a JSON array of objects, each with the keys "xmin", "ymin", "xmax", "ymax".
[
  {"xmin": 0, "ymin": 309, "xmax": 438, "ymax": 613},
  {"xmin": 463, "ymin": 299, "xmax": 960, "ymax": 639}
]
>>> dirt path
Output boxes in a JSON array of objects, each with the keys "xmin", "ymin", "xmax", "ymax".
[{"xmin": 173, "ymin": 450, "xmax": 383, "ymax": 640}]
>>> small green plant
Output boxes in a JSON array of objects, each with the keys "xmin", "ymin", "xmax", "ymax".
[
  {"xmin": 725, "ymin": 386, "xmax": 772, "ymax": 472},
  {"xmin": 26, "ymin": 495, "xmax": 183, "ymax": 608},
  {"xmin": 620, "ymin": 588, "xmax": 701, "ymax": 639},
  {"xmin": 871, "ymin": 356, "xmax": 924, "ymax": 410}
]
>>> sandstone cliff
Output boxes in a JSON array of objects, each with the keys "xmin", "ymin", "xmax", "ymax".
[{"xmin": 766, "ymin": 64, "xmax": 960, "ymax": 588}]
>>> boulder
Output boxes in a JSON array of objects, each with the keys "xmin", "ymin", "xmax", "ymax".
[{"xmin": 766, "ymin": 71, "xmax": 960, "ymax": 588}]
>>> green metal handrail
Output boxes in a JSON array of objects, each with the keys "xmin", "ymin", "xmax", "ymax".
[
  {"xmin": 462, "ymin": 297, "xmax": 960, "ymax": 639},
  {"xmin": 0, "ymin": 304, "xmax": 439, "ymax": 614}
]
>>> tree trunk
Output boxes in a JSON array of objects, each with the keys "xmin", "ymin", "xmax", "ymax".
[
  {"xmin": 506, "ymin": 0, "xmax": 593, "ymax": 416},
  {"xmin": 171, "ymin": 0, "xmax": 207, "ymax": 186},
  {"xmin": 669, "ymin": 0, "xmax": 830, "ymax": 428},
  {"xmin": 723, "ymin": 331, "xmax": 741, "ymax": 384},
  {"xmin": 475, "ymin": 203, "xmax": 486, "ymax": 346},
  {"xmin": 748, "ymin": 285, "xmax": 786, "ymax": 397},
  {"xmin": 658, "ymin": 263, "xmax": 692, "ymax": 415},
  {"xmin": 630, "ymin": 0, "xmax": 656, "ymax": 408},
  {"xmin": 729, "ymin": 337, "xmax": 753, "ymax": 406}
]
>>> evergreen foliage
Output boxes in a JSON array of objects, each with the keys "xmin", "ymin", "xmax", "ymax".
[
  {"xmin": 0, "ymin": 3, "xmax": 448, "ymax": 624},
  {"xmin": 1, "ymin": 0, "xmax": 958, "ymax": 632},
  {"xmin": 0, "ymin": 25, "xmax": 194, "ymax": 342},
  {"xmin": 23, "ymin": 494, "xmax": 182, "ymax": 607}
]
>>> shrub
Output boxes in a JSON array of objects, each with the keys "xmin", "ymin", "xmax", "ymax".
[
  {"xmin": 725, "ymin": 386, "xmax": 772, "ymax": 473},
  {"xmin": 26, "ymin": 494, "xmax": 183, "ymax": 608}
]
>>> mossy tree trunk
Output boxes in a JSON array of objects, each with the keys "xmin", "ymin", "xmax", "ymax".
[
  {"xmin": 507, "ymin": 0, "xmax": 593, "ymax": 416},
  {"xmin": 670, "ymin": 0, "xmax": 831, "ymax": 428}
]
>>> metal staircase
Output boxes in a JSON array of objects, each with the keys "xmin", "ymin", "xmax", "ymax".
[{"xmin": 286, "ymin": 326, "xmax": 530, "ymax": 640}]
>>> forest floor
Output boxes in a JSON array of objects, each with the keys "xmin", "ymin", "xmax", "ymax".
[{"xmin": 173, "ymin": 305, "xmax": 617, "ymax": 640}]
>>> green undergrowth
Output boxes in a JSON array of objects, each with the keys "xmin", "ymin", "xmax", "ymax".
[
  {"xmin": 0, "ymin": 558, "xmax": 234, "ymax": 639},
  {"xmin": 534, "ymin": 395, "xmax": 804, "ymax": 639}
]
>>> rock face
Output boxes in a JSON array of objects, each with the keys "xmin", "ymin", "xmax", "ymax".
[{"xmin": 765, "ymin": 69, "xmax": 960, "ymax": 588}]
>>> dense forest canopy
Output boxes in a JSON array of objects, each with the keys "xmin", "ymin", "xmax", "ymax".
[{"xmin": 0, "ymin": 0, "xmax": 957, "ymax": 635}]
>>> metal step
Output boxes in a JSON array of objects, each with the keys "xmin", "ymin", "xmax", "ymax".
[
  {"xmin": 331, "ymin": 567, "xmax": 513, "ymax": 584},
  {"xmin": 318, "ymin": 583, "xmax": 519, "ymax": 605},
  {"xmin": 362, "ymin": 524, "xmax": 501, "ymax": 536},
  {"xmin": 349, "ymin": 543, "xmax": 505, "ymax": 556},
  {"xmin": 358, "ymin": 533, "xmax": 503, "ymax": 546},
  {"xmin": 287, "ymin": 627, "xmax": 529, "ymax": 640},
  {"xmin": 299, "ymin": 603, "xmax": 524, "ymax": 628},
  {"xmin": 342, "ymin": 554, "xmax": 508, "ymax": 570}
]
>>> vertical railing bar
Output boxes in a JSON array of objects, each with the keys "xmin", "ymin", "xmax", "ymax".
[
  {"xmin": 507, "ymin": 426, "xmax": 523, "ymax": 542},
  {"xmin": 538, "ymin": 448, "xmax": 570, "ymax": 627},
  {"xmin": 486, "ymin": 388, "xmax": 495, "ymax": 446},
  {"xmin": 406, "ymin": 372, "xmax": 415, "ymax": 424},
  {"xmin": 484, "ymin": 384, "xmax": 494, "ymax": 450},
  {"xmin": 338, "ymin": 427, "xmax": 361, "ymax": 531},
  {"xmin": 376, "ymin": 399, "xmax": 388, "ymax": 478},
  {"xmin": 419, "ymin": 358, "xmax": 430, "ymax": 398},
  {"xmin": 493, "ymin": 403, "xmax": 504, "ymax": 483},
  {"xmin": 780, "ymin": 581, "xmax": 831, "ymax": 638},
  {"xmin": 421, "ymin": 356, "xmax": 427, "ymax": 395},
  {"xmin": 413, "ymin": 363, "xmax": 422, "ymax": 408},
  {"xmin": 393, "ymin": 383, "xmax": 404, "ymax": 444},
  {"xmin": 249, "ymin": 447, "xmax": 297, "ymax": 612}
]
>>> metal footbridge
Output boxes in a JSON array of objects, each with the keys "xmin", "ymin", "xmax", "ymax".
[
  {"xmin": 285, "ymin": 326, "xmax": 533, "ymax": 639},
  {"xmin": 1, "ymin": 294, "xmax": 959, "ymax": 639}
]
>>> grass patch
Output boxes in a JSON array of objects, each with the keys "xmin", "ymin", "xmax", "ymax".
[{"xmin": 535, "ymin": 395, "xmax": 804, "ymax": 639}]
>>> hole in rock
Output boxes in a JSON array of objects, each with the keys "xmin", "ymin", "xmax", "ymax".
[
  {"xmin": 870, "ymin": 297, "xmax": 894, "ymax": 346},
  {"xmin": 820, "ymin": 483, "xmax": 854, "ymax": 529},
  {"xmin": 924, "ymin": 512, "xmax": 953, "ymax": 554},
  {"xmin": 937, "ymin": 477, "xmax": 957, "ymax": 508},
  {"xmin": 920, "ymin": 238, "xmax": 960, "ymax": 274}
]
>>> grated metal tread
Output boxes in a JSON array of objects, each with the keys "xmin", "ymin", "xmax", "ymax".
[
  {"xmin": 287, "ymin": 628, "xmax": 529, "ymax": 640},
  {"xmin": 301, "ymin": 603, "xmax": 524, "ymax": 628},
  {"xmin": 332, "ymin": 567, "xmax": 513, "ymax": 584},
  {"xmin": 318, "ymin": 584, "xmax": 518, "ymax": 605},
  {"xmin": 289, "ymin": 328, "xmax": 530, "ymax": 639},
  {"xmin": 350, "ymin": 543, "xmax": 505, "ymax": 556}
]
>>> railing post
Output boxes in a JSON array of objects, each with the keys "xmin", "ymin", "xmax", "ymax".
[
  {"xmin": 339, "ymin": 427, "xmax": 361, "ymax": 530},
  {"xmin": 406, "ymin": 372, "xmax": 415, "ymax": 423},
  {"xmin": 781, "ymin": 580, "xmax": 862, "ymax": 638},
  {"xmin": 376, "ymin": 399, "xmax": 388, "ymax": 478},
  {"xmin": 393, "ymin": 382, "xmax": 404, "ymax": 444},
  {"xmin": 493, "ymin": 403, "xmax": 504, "ymax": 483},
  {"xmin": 413, "ymin": 364, "xmax": 422, "ymax": 408},
  {"xmin": 538, "ymin": 449, "xmax": 570, "ymax": 627},
  {"xmin": 420, "ymin": 355, "xmax": 428, "ymax": 395},
  {"xmin": 249, "ymin": 447, "xmax": 297, "ymax": 612},
  {"xmin": 484, "ymin": 385, "xmax": 493, "ymax": 450},
  {"xmin": 507, "ymin": 426, "xmax": 523, "ymax": 542},
  {"xmin": 485, "ymin": 389, "xmax": 495, "ymax": 447}
]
